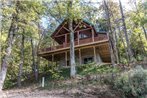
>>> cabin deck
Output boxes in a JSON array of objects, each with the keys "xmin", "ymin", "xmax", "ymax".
[{"xmin": 38, "ymin": 34, "xmax": 108, "ymax": 55}]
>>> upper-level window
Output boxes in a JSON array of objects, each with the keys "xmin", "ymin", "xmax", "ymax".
[{"xmin": 79, "ymin": 33, "xmax": 88, "ymax": 39}]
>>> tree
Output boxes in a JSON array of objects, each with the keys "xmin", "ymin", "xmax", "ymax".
[
  {"xmin": 133, "ymin": 0, "xmax": 147, "ymax": 40},
  {"xmin": 17, "ymin": 32, "xmax": 24, "ymax": 87},
  {"xmin": 103, "ymin": 0, "xmax": 115, "ymax": 66},
  {"xmin": 120, "ymin": 0, "xmax": 147, "ymax": 61},
  {"xmin": 31, "ymin": 38, "xmax": 38, "ymax": 81},
  {"xmin": 105, "ymin": 0, "xmax": 120, "ymax": 64},
  {"xmin": 118, "ymin": 0, "xmax": 134, "ymax": 62},
  {"xmin": 0, "ymin": 0, "xmax": 45, "ymax": 89},
  {"xmin": 0, "ymin": 0, "xmax": 20, "ymax": 90},
  {"xmin": 67, "ymin": 0, "xmax": 76, "ymax": 77}
]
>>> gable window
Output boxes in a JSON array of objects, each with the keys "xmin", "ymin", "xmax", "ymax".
[
  {"xmin": 79, "ymin": 33, "xmax": 88, "ymax": 39},
  {"xmin": 83, "ymin": 57, "xmax": 94, "ymax": 64}
]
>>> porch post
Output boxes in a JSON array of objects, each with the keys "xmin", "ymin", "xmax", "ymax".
[
  {"xmin": 79, "ymin": 49, "xmax": 82, "ymax": 64},
  {"xmin": 52, "ymin": 54, "xmax": 54, "ymax": 62},
  {"xmin": 65, "ymin": 52, "xmax": 67, "ymax": 66},
  {"xmin": 93, "ymin": 46, "xmax": 97, "ymax": 62},
  {"xmin": 77, "ymin": 31, "xmax": 79, "ymax": 45},
  {"xmin": 65, "ymin": 34, "xmax": 67, "ymax": 47},
  {"xmin": 92, "ymin": 29, "xmax": 94, "ymax": 42}
]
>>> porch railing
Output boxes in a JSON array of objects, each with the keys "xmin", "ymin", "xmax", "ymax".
[{"xmin": 39, "ymin": 34, "xmax": 108, "ymax": 53}]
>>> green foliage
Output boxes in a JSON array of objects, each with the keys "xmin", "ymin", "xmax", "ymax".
[
  {"xmin": 3, "ymin": 79, "xmax": 14, "ymax": 89},
  {"xmin": 4, "ymin": 65, "xmax": 19, "ymax": 89},
  {"xmin": 79, "ymin": 63, "xmax": 120, "ymax": 75},
  {"xmin": 1, "ymin": 0, "xmax": 147, "ymax": 91},
  {"xmin": 114, "ymin": 66, "xmax": 147, "ymax": 98},
  {"xmin": 129, "ymin": 28, "xmax": 147, "ymax": 57},
  {"xmin": 42, "ymin": 63, "xmax": 71, "ymax": 81},
  {"xmin": 43, "ymin": 63, "xmax": 63, "ymax": 80},
  {"xmin": 1, "ymin": 0, "xmax": 46, "ymax": 89}
]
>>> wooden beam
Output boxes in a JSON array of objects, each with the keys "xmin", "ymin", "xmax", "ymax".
[
  {"xmin": 92, "ymin": 29, "xmax": 95, "ymax": 42},
  {"xmin": 52, "ymin": 54, "xmax": 54, "ymax": 62},
  {"xmin": 55, "ymin": 28, "xmax": 91, "ymax": 38},
  {"xmin": 75, "ymin": 27, "xmax": 91, "ymax": 32},
  {"xmin": 39, "ymin": 40, "xmax": 109, "ymax": 56},
  {"xmin": 77, "ymin": 31, "xmax": 79, "ymax": 45},
  {"xmin": 82, "ymin": 21, "xmax": 93, "ymax": 28},
  {"xmin": 65, "ymin": 34, "xmax": 67, "ymax": 44},
  {"xmin": 63, "ymin": 27, "xmax": 70, "ymax": 32},
  {"xmin": 74, "ymin": 22, "xmax": 81, "ymax": 31},
  {"xmin": 79, "ymin": 49, "xmax": 82, "ymax": 64},
  {"xmin": 93, "ymin": 46, "xmax": 97, "ymax": 62},
  {"xmin": 40, "ymin": 42, "xmax": 109, "ymax": 58},
  {"xmin": 54, "ymin": 22, "xmax": 66, "ymax": 36},
  {"xmin": 65, "ymin": 52, "xmax": 67, "ymax": 66}
]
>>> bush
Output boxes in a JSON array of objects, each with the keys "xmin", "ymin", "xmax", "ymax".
[
  {"xmin": 79, "ymin": 63, "xmax": 120, "ymax": 75},
  {"xmin": 114, "ymin": 66, "xmax": 147, "ymax": 98}
]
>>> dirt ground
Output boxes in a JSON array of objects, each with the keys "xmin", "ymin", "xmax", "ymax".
[
  {"xmin": 1, "ymin": 87, "xmax": 69, "ymax": 98},
  {"xmin": 0, "ymin": 84, "xmax": 121, "ymax": 98}
]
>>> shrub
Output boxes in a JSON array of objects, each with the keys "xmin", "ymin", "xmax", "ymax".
[
  {"xmin": 114, "ymin": 66, "xmax": 147, "ymax": 98},
  {"xmin": 79, "ymin": 63, "xmax": 120, "ymax": 75}
]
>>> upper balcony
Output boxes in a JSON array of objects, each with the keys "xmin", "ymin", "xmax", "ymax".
[{"xmin": 38, "ymin": 33, "xmax": 109, "ymax": 55}]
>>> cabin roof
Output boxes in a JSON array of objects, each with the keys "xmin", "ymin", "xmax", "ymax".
[
  {"xmin": 50, "ymin": 19, "xmax": 107, "ymax": 45},
  {"xmin": 51, "ymin": 19, "xmax": 66, "ymax": 38},
  {"xmin": 82, "ymin": 19, "xmax": 94, "ymax": 26},
  {"xmin": 50, "ymin": 19, "xmax": 100, "ymax": 38}
]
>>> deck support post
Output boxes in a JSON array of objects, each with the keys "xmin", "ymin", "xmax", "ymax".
[
  {"xmin": 92, "ymin": 29, "xmax": 94, "ymax": 42},
  {"xmin": 65, "ymin": 52, "xmax": 67, "ymax": 66},
  {"xmin": 93, "ymin": 46, "xmax": 97, "ymax": 63},
  {"xmin": 52, "ymin": 54, "xmax": 54, "ymax": 62},
  {"xmin": 79, "ymin": 49, "xmax": 82, "ymax": 65}
]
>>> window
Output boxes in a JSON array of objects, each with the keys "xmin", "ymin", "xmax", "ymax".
[
  {"xmin": 79, "ymin": 33, "xmax": 88, "ymax": 39},
  {"xmin": 83, "ymin": 57, "xmax": 93, "ymax": 64},
  {"xmin": 67, "ymin": 60, "xmax": 70, "ymax": 66}
]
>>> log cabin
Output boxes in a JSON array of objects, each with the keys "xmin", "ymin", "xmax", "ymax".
[{"xmin": 38, "ymin": 19, "xmax": 111, "ymax": 67}]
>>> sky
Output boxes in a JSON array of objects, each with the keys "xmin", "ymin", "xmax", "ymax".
[{"xmin": 90, "ymin": 0, "xmax": 132, "ymax": 10}]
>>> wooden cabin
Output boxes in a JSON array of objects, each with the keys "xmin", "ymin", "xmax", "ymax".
[{"xmin": 38, "ymin": 20, "xmax": 111, "ymax": 66}]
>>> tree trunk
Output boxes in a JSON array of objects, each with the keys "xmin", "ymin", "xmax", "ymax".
[
  {"xmin": 17, "ymin": 34, "xmax": 24, "ymax": 87},
  {"xmin": 69, "ymin": 19, "xmax": 76, "ymax": 77},
  {"xmin": 67, "ymin": 0, "xmax": 76, "ymax": 77},
  {"xmin": 119, "ymin": 0, "xmax": 134, "ymax": 62},
  {"xmin": 31, "ymin": 39, "xmax": 38, "ymax": 81},
  {"xmin": 103, "ymin": 0, "xmax": 115, "ymax": 66},
  {"xmin": 0, "ymin": 18, "xmax": 18, "ymax": 90},
  {"xmin": 0, "ymin": 1, "xmax": 19, "ymax": 89},
  {"xmin": 138, "ymin": 33, "xmax": 146, "ymax": 56},
  {"xmin": 113, "ymin": 29, "xmax": 119, "ymax": 64},
  {"xmin": 0, "ymin": 25, "xmax": 16, "ymax": 90},
  {"xmin": 110, "ymin": 12, "xmax": 120, "ymax": 64},
  {"xmin": 142, "ymin": 26, "xmax": 147, "ymax": 40},
  {"xmin": 35, "ymin": 23, "xmax": 44, "ymax": 80},
  {"xmin": 117, "ymin": 23, "xmax": 129, "ymax": 63}
]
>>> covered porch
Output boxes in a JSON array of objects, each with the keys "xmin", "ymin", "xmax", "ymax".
[{"xmin": 41, "ymin": 42, "xmax": 111, "ymax": 67}]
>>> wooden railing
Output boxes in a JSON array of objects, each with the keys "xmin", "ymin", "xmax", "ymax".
[{"xmin": 39, "ymin": 34, "xmax": 108, "ymax": 53}]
